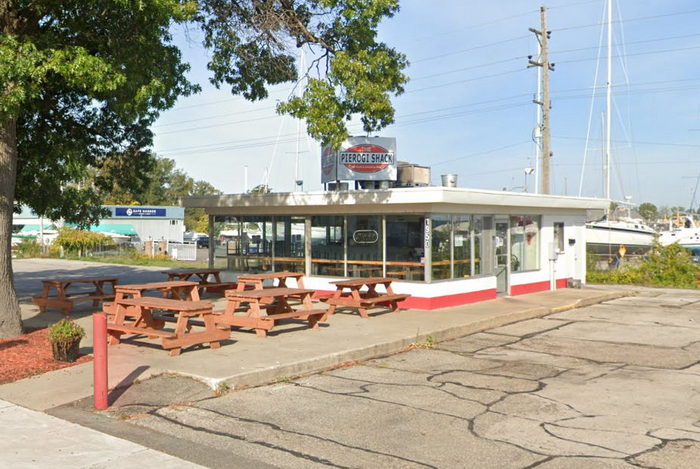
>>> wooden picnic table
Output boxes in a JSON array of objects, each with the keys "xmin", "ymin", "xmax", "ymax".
[
  {"xmin": 321, "ymin": 277, "xmax": 410, "ymax": 319},
  {"xmin": 104, "ymin": 281, "xmax": 201, "ymax": 327},
  {"xmin": 107, "ymin": 296, "xmax": 229, "ymax": 356},
  {"xmin": 32, "ymin": 277, "xmax": 117, "ymax": 316},
  {"xmin": 218, "ymin": 287, "xmax": 325, "ymax": 337},
  {"xmin": 114, "ymin": 280, "xmax": 201, "ymax": 301},
  {"xmin": 162, "ymin": 268, "xmax": 236, "ymax": 294},
  {"xmin": 235, "ymin": 271, "xmax": 305, "ymax": 291}
]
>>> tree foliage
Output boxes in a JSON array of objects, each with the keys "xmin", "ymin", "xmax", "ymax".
[
  {"xmin": 1, "ymin": 1, "xmax": 406, "ymax": 337},
  {"xmin": 637, "ymin": 202, "xmax": 658, "ymax": 222}
]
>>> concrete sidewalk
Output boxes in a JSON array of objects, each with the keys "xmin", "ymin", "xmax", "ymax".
[
  {"xmin": 0, "ymin": 399, "xmax": 205, "ymax": 468},
  {"xmin": 1, "ymin": 282, "xmax": 629, "ymax": 412},
  {"xmin": 2, "ymin": 259, "xmax": 631, "ymax": 468}
]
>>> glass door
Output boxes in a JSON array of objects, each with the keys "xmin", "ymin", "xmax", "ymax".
[{"xmin": 494, "ymin": 219, "xmax": 509, "ymax": 294}]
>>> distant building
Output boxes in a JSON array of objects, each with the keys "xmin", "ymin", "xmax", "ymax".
[{"xmin": 12, "ymin": 205, "xmax": 185, "ymax": 244}]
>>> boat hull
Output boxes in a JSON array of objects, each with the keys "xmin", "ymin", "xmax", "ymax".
[
  {"xmin": 658, "ymin": 228, "xmax": 700, "ymax": 249},
  {"xmin": 586, "ymin": 223, "xmax": 655, "ymax": 254}
]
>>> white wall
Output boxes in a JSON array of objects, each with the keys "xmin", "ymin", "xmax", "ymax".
[{"xmin": 510, "ymin": 214, "xmax": 587, "ymax": 290}]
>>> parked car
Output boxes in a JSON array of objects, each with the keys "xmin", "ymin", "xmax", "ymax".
[{"xmin": 195, "ymin": 236, "xmax": 209, "ymax": 248}]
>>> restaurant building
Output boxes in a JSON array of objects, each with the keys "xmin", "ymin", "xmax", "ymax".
[{"xmin": 183, "ymin": 187, "xmax": 607, "ymax": 309}]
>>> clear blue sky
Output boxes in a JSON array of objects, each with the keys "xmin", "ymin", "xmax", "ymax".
[{"xmin": 152, "ymin": 0, "xmax": 700, "ymax": 209}]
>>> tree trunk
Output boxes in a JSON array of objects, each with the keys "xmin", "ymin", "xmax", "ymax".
[{"xmin": 0, "ymin": 116, "xmax": 23, "ymax": 338}]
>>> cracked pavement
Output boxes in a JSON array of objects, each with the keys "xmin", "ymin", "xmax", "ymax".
[{"xmin": 85, "ymin": 289, "xmax": 700, "ymax": 468}]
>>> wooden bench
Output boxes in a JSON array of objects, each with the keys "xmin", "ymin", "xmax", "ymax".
[
  {"xmin": 359, "ymin": 294, "xmax": 410, "ymax": 307},
  {"xmin": 315, "ymin": 292, "xmax": 335, "ymax": 301},
  {"xmin": 198, "ymin": 282, "xmax": 238, "ymax": 294},
  {"xmin": 214, "ymin": 308, "xmax": 326, "ymax": 332},
  {"xmin": 107, "ymin": 297, "xmax": 230, "ymax": 356},
  {"xmin": 322, "ymin": 277, "xmax": 411, "ymax": 319},
  {"xmin": 32, "ymin": 277, "xmax": 117, "ymax": 316},
  {"xmin": 33, "ymin": 293, "xmax": 115, "ymax": 314},
  {"xmin": 105, "ymin": 323, "xmax": 177, "ymax": 339}
]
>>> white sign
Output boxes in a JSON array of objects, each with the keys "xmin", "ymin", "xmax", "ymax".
[{"xmin": 321, "ymin": 136, "xmax": 397, "ymax": 183}]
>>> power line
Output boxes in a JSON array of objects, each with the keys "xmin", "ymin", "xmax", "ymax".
[
  {"xmin": 552, "ymin": 7, "xmax": 700, "ymax": 32},
  {"xmin": 550, "ymin": 31, "xmax": 700, "ymax": 56},
  {"xmin": 555, "ymin": 44, "xmax": 700, "ymax": 65},
  {"xmin": 154, "ymin": 105, "xmax": 278, "ymax": 128},
  {"xmin": 553, "ymin": 135, "xmax": 700, "ymax": 148},
  {"xmin": 412, "ymin": 35, "xmax": 530, "ymax": 64},
  {"xmin": 411, "ymin": 56, "xmax": 525, "ymax": 82},
  {"xmin": 156, "ymin": 113, "xmax": 285, "ymax": 136},
  {"xmin": 406, "ymin": 68, "xmax": 527, "ymax": 94},
  {"xmin": 430, "ymin": 142, "xmax": 532, "ymax": 167},
  {"xmin": 157, "ymin": 80, "xmax": 700, "ymax": 155},
  {"xmin": 407, "ymin": 10, "xmax": 538, "ymax": 44}
]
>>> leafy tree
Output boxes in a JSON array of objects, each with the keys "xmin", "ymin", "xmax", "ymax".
[
  {"xmin": 0, "ymin": 1, "xmax": 406, "ymax": 337},
  {"xmin": 637, "ymin": 202, "xmax": 658, "ymax": 223},
  {"xmin": 250, "ymin": 184, "xmax": 272, "ymax": 194},
  {"xmin": 186, "ymin": 180, "xmax": 222, "ymax": 232}
]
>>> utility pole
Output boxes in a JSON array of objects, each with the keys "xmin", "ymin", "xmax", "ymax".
[{"xmin": 529, "ymin": 6, "xmax": 555, "ymax": 194}]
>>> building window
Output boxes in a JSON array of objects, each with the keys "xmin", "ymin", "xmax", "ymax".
[
  {"xmin": 431, "ymin": 215, "xmax": 452, "ymax": 280},
  {"xmin": 311, "ymin": 216, "xmax": 344, "ymax": 276},
  {"xmin": 386, "ymin": 215, "xmax": 425, "ymax": 281},
  {"xmin": 347, "ymin": 215, "xmax": 383, "ymax": 278},
  {"xmin": 272, "ymin": 216, "xmax": 305, "ymax": 273},
  {"xmin": 453, "ymin": 215, "xmax": 472, "ymax": 278},
  {"xmin": 474, "ymin": 216, "xmax": 495, "ymax": 275},
  {"xmin": 170, "ymin": 220, "xmax": 178, "ymax": 225},
  {"xmin": 510, "ymin": 215, "xmax": 540, "ymax": 272}
]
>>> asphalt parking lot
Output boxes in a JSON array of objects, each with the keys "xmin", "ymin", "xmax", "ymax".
[{"xmin": 56, "ymin": 287, "xmax": 700, "ymax": 469}]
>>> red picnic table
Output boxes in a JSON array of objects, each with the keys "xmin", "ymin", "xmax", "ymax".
[{"xmin": 321, "ymin": 277, "xmax": 410, "ymax": 319}]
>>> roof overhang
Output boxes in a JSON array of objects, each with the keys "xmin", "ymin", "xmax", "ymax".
[{"xmin": 183, "ymin": 187, "xmax": 609, "ymax": 217}]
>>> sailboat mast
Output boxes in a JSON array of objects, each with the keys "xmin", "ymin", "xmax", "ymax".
[{"xmin": 604, "ymin": 0, "xmax": 612, "ymax": 201}]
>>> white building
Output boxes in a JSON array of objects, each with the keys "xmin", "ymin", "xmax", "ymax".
[
  {"xmin": 184, "ymin": 187, "xmax": 607, "ymax": 309},
  {"xmin": 12, "ymin": 205, "xmax": 185, "ymax": 244}
]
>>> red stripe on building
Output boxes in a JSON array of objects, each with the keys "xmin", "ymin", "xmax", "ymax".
[{"xmin": 511, "ymin": 278, "xmax": 570, "ymax": 296}]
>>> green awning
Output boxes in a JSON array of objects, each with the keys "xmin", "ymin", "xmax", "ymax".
[
  {"xmin": 88, "ymin": 224, "xmax": 137, "ymax": 236},
  {"xmin": 19, "ymin": 224, "xmax": 56, "ymax": 233},
  {"xmin": 64, "ymin": 223, "xmax": 137, "ymax": 236}
]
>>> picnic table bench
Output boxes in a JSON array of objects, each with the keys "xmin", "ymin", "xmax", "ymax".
[
  {"xmin": 162, "ymin": 268, "xmax": 237, "ymax": 294},
  {"xmin": 235, "ymin": 271, "xmax": 305, "ymax": 290},
  {"xmin": 107, "ymin": 296, "xmax": 229, "ymax": 356},
  {"xmin": 321, "ymin": 277, "xmax": 410, "ymax": 319},
  {"xmin": 217, "ymin": 287, "xmax": 325, "ymax": 337},
  {"xmin": 32, "ymin": 277, "xmax": 117, "ymax": 316},
  {"xmin": 103, "ymin": 280, "xmax": 201, "ymax": 325}
]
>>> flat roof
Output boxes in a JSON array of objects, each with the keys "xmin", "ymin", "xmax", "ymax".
[{"xmin": 182, "ymin": 186, "xmax": 609, "ymax": 216}]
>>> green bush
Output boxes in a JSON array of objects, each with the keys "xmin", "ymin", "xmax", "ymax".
[
  {"xmin": 48, "ymin": 319, "xmax": 86, "ymax": 344},
  {"xmin": 54, "ymin": 227, "xmax": 111, "ymax": 255},
  {"xmin": 587, "ymin": 242, "xmax": 700, "ymax": 288},
  {"xmin": 13, "ymin": 237, "xmax": 41, "ymax": 258}
]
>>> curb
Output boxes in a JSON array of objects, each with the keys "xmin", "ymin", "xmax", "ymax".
[{"xmin": 202, "ymin": 290, "xmax": 629, "ymax": 391}]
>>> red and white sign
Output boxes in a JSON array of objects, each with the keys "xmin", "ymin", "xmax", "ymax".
[
  {"xmin": 321, "ymin": 136, "xmax": 397, "ymax": 183},
  {"xmin": 340, "ymin": 144, "xmax": 393, "ymax": 173}
]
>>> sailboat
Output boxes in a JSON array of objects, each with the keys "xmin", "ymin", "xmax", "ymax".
[
  {"xmin": 658, "ymin": 215, "xmax": 700, "ymax": 251},
  {"xmin": 584, "ymin": 0, "xmax": 656, "ymax": 255}
]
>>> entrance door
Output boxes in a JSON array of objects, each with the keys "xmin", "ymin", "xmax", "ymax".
[{"xmin": 494, "ymin": 219, "xmax": 509, "ymax": 294}]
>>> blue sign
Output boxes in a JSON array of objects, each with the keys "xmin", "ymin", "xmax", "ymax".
[{"xmin": 115, "ymin": 207, "xmax": 167, "ymax": 217}]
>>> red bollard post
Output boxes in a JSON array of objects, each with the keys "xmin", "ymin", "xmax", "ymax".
[{"xmin": 93, "ymin": 312, "xmax": 108, "ymax": 410}]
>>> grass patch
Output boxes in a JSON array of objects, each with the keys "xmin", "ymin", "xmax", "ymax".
[{"xmin": 61, "ymin": 252, "xmax": 207, "ymax": 268}]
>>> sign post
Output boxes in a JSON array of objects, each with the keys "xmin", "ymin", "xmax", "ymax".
[{"xmin": 93, "ymin": 312, "xmax": 108, "ymax": 410}]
